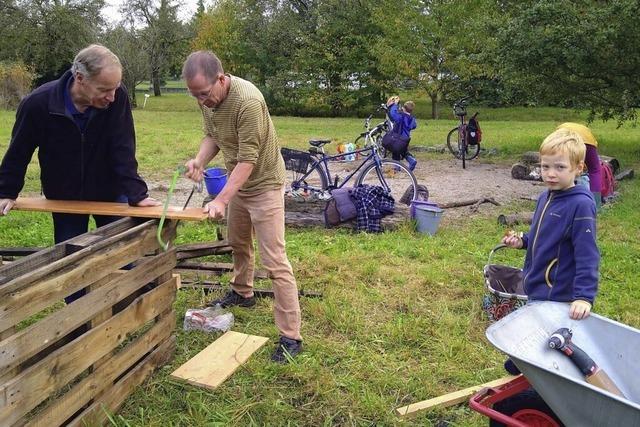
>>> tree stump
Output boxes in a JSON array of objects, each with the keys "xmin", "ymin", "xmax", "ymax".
[{"xmin": 511, "ymin": 163, "xmax": 531, "ymax": 180}]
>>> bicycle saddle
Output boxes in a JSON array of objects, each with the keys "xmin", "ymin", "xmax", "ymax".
[{"xmin": 309, "ymin": 139, "xmax": 332, "ymax": 147}]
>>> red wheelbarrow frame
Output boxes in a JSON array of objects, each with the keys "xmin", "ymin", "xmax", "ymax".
[{"xmin": 469, "ymin": 375, "xmax": 560, "ymax": 427}]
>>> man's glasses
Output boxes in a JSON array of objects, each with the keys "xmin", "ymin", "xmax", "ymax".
[{"xmin": 188, "ymin": 80, "xmax": 218, "ymax": 100}]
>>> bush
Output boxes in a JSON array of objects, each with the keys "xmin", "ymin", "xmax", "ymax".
[{"xmin": 0, "ymin": 62, "xmax": 34, "ymax": 109}]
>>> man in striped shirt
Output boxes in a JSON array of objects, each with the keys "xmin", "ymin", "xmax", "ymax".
[{"xmin": 182, "ymin": 51, "xmax": 302, "ymax": 363}]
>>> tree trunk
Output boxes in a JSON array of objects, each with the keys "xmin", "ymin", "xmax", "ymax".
[
  {"xmin": 152, "ymin": 69, "xmax": 161, "ymax": 97},
  {"xmin": 430, "ymin": 92, "xmax": 438, "ymax": 119}
]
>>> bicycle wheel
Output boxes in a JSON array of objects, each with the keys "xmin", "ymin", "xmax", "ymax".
[
  {"xmin": 284, "ymin": 163, "xmax": 329, "ymax": 200},
  {"xmin": 446, "ymin": 127, "xmax": 461, "ymax": 158},
  {"xmin": 356, "ymin": 159, "xmax": 418, "ymax": 205}
]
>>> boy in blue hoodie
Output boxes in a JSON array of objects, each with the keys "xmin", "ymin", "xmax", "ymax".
[
  {"xmin": 386, "ymin": 96, "xmax": 418, "ymax": 171},
  {"xmin": 502, "ymin": 127, "xmax": 599, "ymax": 320}
]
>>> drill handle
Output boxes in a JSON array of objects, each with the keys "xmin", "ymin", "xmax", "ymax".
[{"xmin": 564, "ymin": 342, "xmax": 598, "ymax": 376}]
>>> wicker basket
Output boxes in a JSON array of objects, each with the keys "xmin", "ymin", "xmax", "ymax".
[
  {"xmin": 482, "ymin": 244, "xmax": 528, "ymax": 322},
  {"xmin": 281, "ymin": 147, "xmax": 313, "ymax": 173}
]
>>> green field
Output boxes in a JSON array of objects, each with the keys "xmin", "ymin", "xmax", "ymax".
[{"xmin": 0, "ymin": 97, "xmax": 639, "ymax": 426}]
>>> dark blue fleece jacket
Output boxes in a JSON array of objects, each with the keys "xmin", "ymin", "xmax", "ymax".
[
  {"xmin": 0, "ymin": 70, "xmax": 149, "ymax": 205},
  {"xmin": 388, "ymin": 103, "xmax": 417, "ymax": 138},
  {"xmin": 521, "ymin": 185, "xmax": 599, "ymax": 304}
]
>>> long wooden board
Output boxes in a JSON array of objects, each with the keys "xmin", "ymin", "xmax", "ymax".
[
  {"xmin": 14, "ymin": 197, "xmax": 208, "ymax": 221},
  {"xmin": 171, "ymin": 331, "xmax": 269, "ymax": 390},
  {"xmin": 395, "ymin": 375, "xmax": 517, "ymax": 418}
]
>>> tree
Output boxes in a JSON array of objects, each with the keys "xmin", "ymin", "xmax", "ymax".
[
  {"xmin": 497, "ymin": 0, "xmax": 640, "ymax": 123},
  {"xmin": 372, "ymin": 0, "xmax": 491, "ymax": 119},
  {"xmin": 102, "ymin": 24, "xmax": 150, "ymax": 107},
  {"xmin": 0, "ymin": 0, "xmax": 105, "ymax": 84},
  {"xmin": 122, "ymin": 0, "xmax": 187, "ymax": 96}
]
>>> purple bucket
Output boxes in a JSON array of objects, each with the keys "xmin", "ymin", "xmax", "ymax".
[
  {"xmin": 410, "ymin": 200, "xmax": 438, "ymax": 219},
  {"xmin": 204, "ymin": 167, "xmax": 227, "ymax": 196}
]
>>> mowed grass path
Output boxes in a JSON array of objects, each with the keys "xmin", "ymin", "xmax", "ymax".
[{"xmin": 0, "ymin": 95, "xmax": 639, "ymax": 425}]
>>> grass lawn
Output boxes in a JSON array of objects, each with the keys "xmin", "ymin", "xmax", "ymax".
[{"xmin": 1, "ymin": 95, "xmax": 639, "ymax": 425}]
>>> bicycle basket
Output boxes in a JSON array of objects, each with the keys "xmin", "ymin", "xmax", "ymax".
[{"xmin": 281, "ymin": 147, "xmax": 312, "ymax": 174}]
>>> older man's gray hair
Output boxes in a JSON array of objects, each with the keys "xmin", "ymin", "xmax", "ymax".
[
  {"xmin": 182, "ymin": 51, "xmax": 224, "ymax": 82},
  {"xmin": 71, "ymin": 44, "xmax": 121, "ymax": 79}
]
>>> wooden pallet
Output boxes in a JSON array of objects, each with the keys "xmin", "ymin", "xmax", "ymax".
[{"xmin": 0, "ymin": 217, "xmax": 179, "ymax": 426}]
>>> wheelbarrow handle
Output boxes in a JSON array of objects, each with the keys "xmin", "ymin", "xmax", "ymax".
[{"xmin": 469, "ymin": 375, "xmax": 531, "ymax": 427}]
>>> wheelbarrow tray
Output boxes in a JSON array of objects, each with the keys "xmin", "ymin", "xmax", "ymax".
[{"xmin": 486, "ymin": 301, "xmax": 640, "ymax": 426}]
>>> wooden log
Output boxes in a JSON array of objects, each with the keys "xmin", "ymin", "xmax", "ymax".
[
  {"xmin": 0, "ymin": 250, "xmax": 175, "ymax": 374},
  {"xmin": 0, "ymin": 276, "xmax": 177, "ymax": 426},
  {"xmin": 26, "ymin": 313, "xmax": 174, "ymax": 426},
  {"xmin": 439, "ymin": 198, "xmax": 500, "ymax": 209},
  {"xmin": 179, "ymin": 279, "xmax": 323, "ymax": 298},
  {"xmin": 511, "ymin": 163, "xmax": 531, "ymax": 180},
  {"xmin": 14, "ymin": 197, "xmax": 208, "ymax": 221},
  {"xmin": 615, "ymin": 169, "xmax": 634, "ymax": 181},
  {"xmin": 395, "ymin": 376, "xmax": 517, "ymax": 418},
  {"xmin": 521, "ymin": 151, "xmax": 540, "ymax": 165},
  {"xmin": 0, "ymin": 220, "xmax": 175, "ymax": 333},
  {"xmin": 67, "ymin": 335, "xmax": 176, "ymax": 427},
  {"xmin": 497, "ymin": 212, "xmax": 534, "ymax": 226}
]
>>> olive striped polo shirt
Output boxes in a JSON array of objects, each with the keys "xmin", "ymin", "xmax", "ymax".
[{"xmin": 200, "ymin": 75, "xmax": 285, "ymax": 195}]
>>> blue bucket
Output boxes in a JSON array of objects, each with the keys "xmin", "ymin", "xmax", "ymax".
[
  {"xmin": 414, "ymin": 204, "xmax": 443, "ymax": 235},
  {"xmin": 204, "ymin": 167, "xmax": 227, "ymax": 196}
]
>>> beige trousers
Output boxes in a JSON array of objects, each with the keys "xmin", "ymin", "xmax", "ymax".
[{"xmin": 227, "ymin": 186, "xmax": 302, "ymax": 341}]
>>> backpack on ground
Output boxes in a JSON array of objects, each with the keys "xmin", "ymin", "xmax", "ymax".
[
  {"xmin": 601, "ymin": 161, "xmax": 616, "ymax": 198},
  {"xmin": 467, "ymin": 113, "xmax": 482, "ymax": 145},
  {"xmin": 324, "ymin": 188, "xmax": 357, "ymax": 227}
]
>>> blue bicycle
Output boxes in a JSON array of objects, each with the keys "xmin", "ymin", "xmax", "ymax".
[{"xmin": 282, "ymin": 108, "xmax": 419, "ymax": 205}]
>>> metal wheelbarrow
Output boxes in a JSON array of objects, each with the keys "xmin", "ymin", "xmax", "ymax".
[{"xmin": 470, "ymin": 301, "xmax": 640, "ymax": 426}]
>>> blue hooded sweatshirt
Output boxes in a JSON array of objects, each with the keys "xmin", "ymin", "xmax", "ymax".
[
  {"xmin": 388, "ymin": 103, "xmax": 417, "ymax": 138},
  {"xmin": 521, "ymin": 185, "xmax": 599, "ymax": 304}
]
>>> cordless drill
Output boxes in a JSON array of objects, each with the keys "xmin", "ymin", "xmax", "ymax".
[{"xmin": 548, "ymin": 328, "xmax": 625, "ymax": 398}]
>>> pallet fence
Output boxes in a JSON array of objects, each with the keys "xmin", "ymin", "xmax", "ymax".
[{"xmin": 0, "ymin": 217, "xmax": 178, "ymax": 426}]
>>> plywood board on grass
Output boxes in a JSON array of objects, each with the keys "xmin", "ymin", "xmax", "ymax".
[
  {"xmin": 171, "ymin": 331, "xmax": 269, "ymax": 390},
  {"xmin": 14, "ymin": 197, "xmax": 208, "ymax": 221}
]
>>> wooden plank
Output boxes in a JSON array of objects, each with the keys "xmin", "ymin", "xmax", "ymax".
[
  {"xmin": 0, "ymin": 221, "xmax": 175, "ymax": 332},
  {"xmin": 175, "ymin": 261, "xmax": 269, "ymax": 279},
  {"xmin": 171, "ymin": 331, "xmax": 269, "ymax": 390},
  {"xmin": 0, "ymin": 250, "xmax": 175, "ymax": 375},
  {"xmin": 0, "ymin": 276, "xmax": 177, "ymax": 426},
  {"xmin": 395, "ymin": 376, "xmax": 516, "ymax": 418},
  {"xmin": 25, "ymin": 315, "xmax": 174, "ymax": 427},
  {"xmin": 0, "ymin": 248, "xmax": 44, "ymax": 257},
  {"xmin": 67, "ymin": 336, "xmax": 176, "ymax": 427},
  {"xmin": 14, "ymin": 197, "xmax": 208, "ymax": 221}
]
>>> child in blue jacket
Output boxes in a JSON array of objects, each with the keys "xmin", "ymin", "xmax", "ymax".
[
  {"xmin": 502, "ymin": 127, "xmax": 599, "ymax": 320},
  {"xmin": 386, "ymin": 96, "xmax": 418, "ymax": 171}
]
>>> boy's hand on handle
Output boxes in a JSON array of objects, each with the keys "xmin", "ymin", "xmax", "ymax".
[
  {"xmin": 204, "ymin": 199, "xmax": 226, "ymax": 220},
  {"xmin": 0, "ymin": 199, "xmax": 15, "ymax": 216},
  {"xmin": 502, "ymin": 230, "xmax": 523, "ymax": 248},
  {"xmin": 569, "ymin": 300, "xmax": 592, "ymax": 320},
  {"xmin": 185, "ymin": 158, "xmax": 204, "ymax": 182}
]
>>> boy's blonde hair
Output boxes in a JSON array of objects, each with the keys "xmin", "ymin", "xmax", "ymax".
[
  {"xmin": 540, "ymin": 128, "xmax": 586, "ymax": 170},
  {"xmin": 402, "ymin": 100, "xmax": 415, "ymax": 114}
]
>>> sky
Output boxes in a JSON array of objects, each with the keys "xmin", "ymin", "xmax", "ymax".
[{"xmin": 102, "ymin": 0, "xmax": 201, "ymax": 25}]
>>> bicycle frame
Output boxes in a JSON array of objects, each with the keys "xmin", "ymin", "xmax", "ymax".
[{"xmin": 291, "ymin": 144, "xmax": 385, "ymax": 194}]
